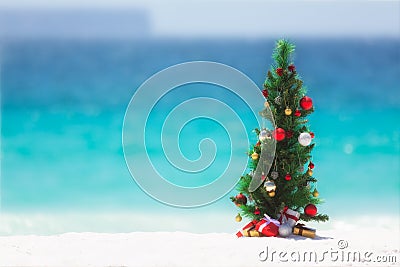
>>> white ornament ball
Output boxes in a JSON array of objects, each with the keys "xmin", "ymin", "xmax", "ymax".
[
  {"xmin": 274, "ymin": 96, "xmax": 282, "ymax": 105},
  {"xmin": 298, "ymin": 132, "xmax": 312, "ymax": 146},
  {"xmin": 259, "ymin": 129, "xmax": 268, "ymax": 142},
  {"xmin": 279, "ymin": 223, "xmax": 292, "ymax": 237},
  {"xmin": 264, "ymin": 180, "xmax": 276, "ymax": 192}
]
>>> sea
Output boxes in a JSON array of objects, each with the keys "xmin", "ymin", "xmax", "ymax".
[{"xmin": 0, "ymin": 38, "xmax": 399, "ymax": 234}]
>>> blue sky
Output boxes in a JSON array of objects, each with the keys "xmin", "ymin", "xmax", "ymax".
[{"xmin": 0, "ymin": 0, "xmax": 399, "ymax": 38}]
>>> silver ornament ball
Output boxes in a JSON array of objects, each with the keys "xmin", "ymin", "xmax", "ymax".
[
  {"xmin": 274, "ymin": 96, "xmax": 282, "ymax": 105},
  {"xmin": 279, "ymin": 223, "xmax": 292, "ymax": 237},
  {"xmin": 298, "ymin": 132, "xmax": 312, "ymax": 146},
  {"xmin": 271, "ymin": 171, "xmax": 279, "ymax": 180},
  {"xmin": 259, "ymin": 129, "xmax": 268, "ymax": 142}
]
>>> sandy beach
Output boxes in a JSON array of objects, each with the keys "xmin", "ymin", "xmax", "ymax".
[{"xmin": 1, "ymin": 223, "xmax": 398, "ymax": 267}]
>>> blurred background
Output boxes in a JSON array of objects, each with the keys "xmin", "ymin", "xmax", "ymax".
[{"xmin": 0, "ymin": 0, "xmax": 399, "ymax": 234}]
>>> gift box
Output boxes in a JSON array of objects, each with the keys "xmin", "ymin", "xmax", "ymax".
[
  {"xmin": 293, "ymin": 223, "xmax": 316, "ymax": 238},
  {"xmin": 242, "ymin": 227, "xmax": 264, "ymax": 237},
  {"xmin": 277, "ymin": 206, "xmax": 300, "ymax": 228},
  {"xmin": 236, "ymin": 220, "xmax": 264, "ymax": 237},
  {"xmin": 255, "ymin": 215, "xmax": 280, "ymax": 237}
]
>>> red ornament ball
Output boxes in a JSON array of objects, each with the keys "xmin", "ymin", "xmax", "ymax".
[
  {"xmin": 288, "ymin": 64, "xmax": 296, "ymax": 72},
  {"xmin": 254, "ymin": 207, "xmax": 261, "ymax": 215},
  {"xmin": 273, "ymin": 128, "xmax": 286, "ymax": 141},
  {"xmin": 285, "ymin": 174, "xmax": 292, "ymax": 181},
  {"xmin": 235, "ymin": 193, "xmax": 247, "ymax": 206},
  {"xmin": 304, "ymin": 204, "xmax": 317, "ymax": 216},
  {"xmin": 276, "ymin": 67, "xmax": 283, "ymax": 76},
  {"xmin": 294, "ymin": 110, "xmax": 301, "ymax": 117},
  {"xmin": 310, "ymin": 132, "xmax": 315, "ymax": 138},
  {"xmin": 286, "ymin": 130, "xmax": 293, "ymax": 138},
  {"xmin": 308, "ymin": 162, "xmax": 315, "ymax": 169},
  {"xmin": 262, "ymin": 89, "xmax": 269, "ymax": 98},
  {"xmin": 300, "ymin": 96, "xmax": 313, "ymax": 110}
]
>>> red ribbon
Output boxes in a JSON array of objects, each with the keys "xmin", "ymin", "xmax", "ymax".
[
  {"xmin": 236, "ymin": 220, "xmax": 258, "ymax": 238},
  {"xmin": 278, "ymin": 206, "xmax": 299, "ymax": 223}
]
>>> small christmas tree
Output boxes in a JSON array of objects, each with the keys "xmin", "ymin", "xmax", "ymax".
[{"xmin": 231, "ymin": 39, "xmax": 329, "ymax": 225}]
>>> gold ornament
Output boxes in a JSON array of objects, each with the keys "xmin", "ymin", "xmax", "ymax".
[
  {"xmin": 308, "ymin": 169, "xmax": 313, "ymax": 176},
  {"xmin": 235, "ymin": 213, "xmax": 242, "ymax": 222},
  {"xmin": 251, "ymin": 152, "xmax": 259, "ymax": 160},
  {"xmin": 285, "ymin": 107, "xmax": 292, "ymax": 115},
  {"xmin": 264, "ymin": 101, "xmax": 270, "ymax": 107},
  {"xmin": 312, "ymin": 189, "xmax": 319, "ymax": 197},
  {"xmin": 268, "ymin": 191, "xmax": 276, "ymax": 197}
]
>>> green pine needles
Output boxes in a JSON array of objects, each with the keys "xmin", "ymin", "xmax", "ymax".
[{"xmin": 231, "ymin": 39, "xmax": 329, "ymax": 223}]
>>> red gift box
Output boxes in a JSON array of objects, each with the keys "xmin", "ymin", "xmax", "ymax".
[
  {"xmin": 236, "ymin": 220, "xmax": 258, "ymax": 238},
  {"xmin": 255, "ymin": 215, "xmax": 280, "ymax": 237}
]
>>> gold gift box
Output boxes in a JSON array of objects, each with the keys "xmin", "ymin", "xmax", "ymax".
[
  {"xmin": 243, "ymin": 226, "xmax": 264, "ymax": 237},
  {"xmin": 293, "ymin": 224, "xmax": 316, "ymax": 238}
]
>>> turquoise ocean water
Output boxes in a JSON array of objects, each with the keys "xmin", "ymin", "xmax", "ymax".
[{"xmin": 1, "ymin": 39, "xmax": 399, "ymax": 233}]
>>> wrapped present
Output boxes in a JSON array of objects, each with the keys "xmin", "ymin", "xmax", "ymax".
[
  {"xmin": 293, "ymin": 223, "xmax": 316, "ymax": 238},
  {"xmin": 243, "ymin": 228, "xmax": 264, "ymax": 237},
  {"xmin": 236, "ymin": 220, "xmax": 264, "ymax": 237},
  {"xmin": 277, "ymin": 206, "xmax": 300, "ymax": 228},
  {"xmin": 255, "ymin": 215, "xmax": 280, "ymax": 237}
]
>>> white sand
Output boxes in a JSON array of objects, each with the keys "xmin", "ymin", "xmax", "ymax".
[{"xmin": 0, "ymin": 226, "xmax": 399, "ymax": 267}]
